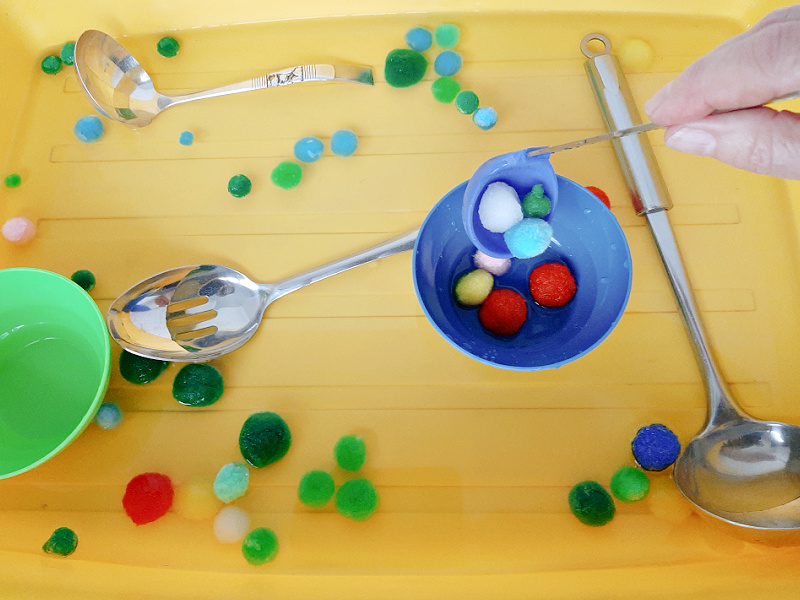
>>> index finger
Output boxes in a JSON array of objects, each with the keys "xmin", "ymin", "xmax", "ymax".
[{"xmin": 646, "ymin": 9, "xmax": 800, "ymax": 125}]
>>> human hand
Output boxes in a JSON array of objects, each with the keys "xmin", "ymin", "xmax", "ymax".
[{"xmin": 644, "ymin": 5, "xmax": 800, "ymax": 180}]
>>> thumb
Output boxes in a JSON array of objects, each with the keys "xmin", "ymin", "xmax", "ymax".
[{"xmin": 663, "ymin": 108, "xmax": 800, "ymax": 180}]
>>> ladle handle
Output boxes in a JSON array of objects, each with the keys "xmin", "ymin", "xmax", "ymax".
[
  {"xmin": 582, "ymin": 34, "xmax": 673, "ymax": 215},
  {"xmin": 582, "ymin": 34, "xmax": 743, "ymax": 429},
  {"xmin": 644, "ymin": 212, "xmax": 742, "ymax": 427},
  {"xmin": 270, "ymin": 228, "xmax": 420, "ymax": 301},
  {"xmin": 169, "ymin": 64, "xmax": 371, "ymax": 106}
]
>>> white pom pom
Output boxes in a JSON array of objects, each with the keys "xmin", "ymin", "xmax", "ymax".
[{"xmin": 477, "ymin": 182, "xmax": 522, "ymax": 233}]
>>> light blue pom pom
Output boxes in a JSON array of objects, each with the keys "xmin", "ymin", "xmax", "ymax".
[
  {"xmin": 405, "ymin": 27, "xmax": 432, "ymax": 52},
  {"xmin": 331, "ymin": 129, "xmax": 358, "ymax": 157},
  {"xmin": 95, "ymin": 402, "xmax": 123, "ymax": 430},
  {"xmin": 73, "ymin": 116, "xmax": 104, "ymax": 143},
  {"xmin": 472, "ymin": 107, "xmax": 497, "ymax": 130},
  {"xmin": 179, "ymin": 131, "xmax": 195, "ymax": 146},
  {"xmin": 293, "ymin": 136, "xmax": 324, "ymax": 163},
  {"xmin": 214, "ymin": 462, "xmax": 250, "ymax": 503},
  {"xmin": 503, "ymin": 218, "xmax": 553, "ymax": 259},
  {"xmin": 434, "ymin": 51, "xmax": 462, "ymax": 77}
]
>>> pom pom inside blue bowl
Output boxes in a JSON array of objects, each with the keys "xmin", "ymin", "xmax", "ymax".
[
  {"xmin": 462, "ymin": 148, "xmax": 558, "ymax": 259},
  {"xmin": 414, "ymin": 178, "xmax": 631, "ymax": 371}
]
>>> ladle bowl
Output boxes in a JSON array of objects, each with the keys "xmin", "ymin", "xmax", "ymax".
[{"xmin": 647, "ymin": 210, "xmax": 800, "ymax": 531}]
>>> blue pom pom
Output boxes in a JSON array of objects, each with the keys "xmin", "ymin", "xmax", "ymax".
[
  {"xmin": 404, "ymin": 27, "xmax": 432, "ymax": 52},
  {"xmin": 632, "ymin": 424, "xmax": 681, "ymax": 471},
  {"xmin": 472, "ymin": 106, "xmax": 497, "ymax": 130},
  {"xmin": 330, "ymin": 129, "xmax": 358, "ymax": 157},
  {"xmin": 73, "ymin": 115, "xmax": 104, "ymax": 143},
  {"xmin": 293, "ymin": 136, "xmax": 324, "ymax": 162},
  {"xmin": 434, "ymin": 50, "xmax": 462, "ymax": 77},
  {"xmin": 179, "ymin": 131, "xmax": 195, "ymax": 146}
]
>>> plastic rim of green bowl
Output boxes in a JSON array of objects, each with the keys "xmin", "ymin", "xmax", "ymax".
[{"xmin": 0, "ymin": 268, "xmax": 111, "ymax": 478}]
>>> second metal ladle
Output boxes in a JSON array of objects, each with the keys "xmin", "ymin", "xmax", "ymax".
[{"xmin": 583, "ymin": 33, "xmax": 800, "ymax": 531}]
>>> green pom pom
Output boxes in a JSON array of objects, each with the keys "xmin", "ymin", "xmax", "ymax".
[
  {"xmin": 4, "ymin": 173, "xmax": 21, "ymax": 188},
  {"xmin": 239, "ymin": 412, "xmax": 291, "ymax": 468},
  {"xmin": 568, "ymin": 481, "xmax": 615, "ymax": 526},
  {"xmin": 242, "ymin": 527, "xmax": 279, "ymax": 565},
  {"xmin": 60, "ymin": 42, "xmax": 75, "ymax": 65},
  {"xmin": 70, "ymin": 269, "xmax": 96, "ymax": 292},
  {"xmin": 610, "ymin": 466, "xmax": 650, "ymax": 503},
  {"xmin": 434, "ymin": 24, "xmax": 461, "ymax": 49},
  {"xmin": 116, "ymin": 108, "xmax": 136, "ymax": 120},
  {"xmin": 298, "ymin": 470, "xmax": 335, "ymax": 507},
  {"xmin": 521, "ymin": 184, "xmax": 551, "ymax": 218},
  {"xmin": 43, "ymin": 527, "xmax": 78, "ymax": 556},
  {"xmin": 271, "ymin": 161, "xmax": 302, "ymax": 189},
  {"xmin": 41, "ymin": 55, "xmax": 62, "ymax": 75},
  {"xmin": 228, "ymin": 174, "xmax": 252, "ymax": 197},
  {"xmin": 455, "ymin": 90, "xmax": 479, "ymax": 114},
  {"xmin": 119, "ymin": 350, "xmax": 169, "ymax": 385},
  {"xmin": 384, "ymin": 48, "xmax": 428, "ymax": 88},
  {"xmin": 172, "ymin": 363, "xmax": 224, "ymax": 406},
  {"xmin": 157, "ymin": 36, "xmax": 180, "ymax": 58},
  {"xmin": 335, "ymin": 478, "xmax": 379, "ymax": 521},
  {"xmin": 431, "ymin": 76, "xmax": 461, "ymax": 103},
  {"xmin": 334, "ymin": 435, "xmax": 366, "ymax": 472}
]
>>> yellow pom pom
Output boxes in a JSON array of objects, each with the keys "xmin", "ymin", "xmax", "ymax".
[
  {"xmin": 174, "ymin": 476, "xmax": 222, "ymax": 520},
  {"xmin": 619, "ymin": 38, "xmax": 653, "ymax": 72},
  {"xmin": 645, "ymin": 475, "xmax": 693, "ymax": 524}
]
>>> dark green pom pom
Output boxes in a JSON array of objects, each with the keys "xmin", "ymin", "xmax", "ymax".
[{"xmin": 384, "ymin": 49, "xmax": 428, "ymax": 88}]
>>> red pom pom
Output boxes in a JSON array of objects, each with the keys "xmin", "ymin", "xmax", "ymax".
[
  {"xmin": 585, "ymin": 185, "xmax": 611, "ymax": 209},
  {"xmin": 478, "ymin": 289, "xmax": 527, "ymax": 335},
  {"xmin": 529, "ymin": 262, "xmax": 577, "ymax": 307},
  {"xmin": 122, "ymin": 473, "xmax": 174, "ymax": 525}
]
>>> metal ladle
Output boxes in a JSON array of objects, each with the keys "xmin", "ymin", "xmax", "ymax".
[
  {"xmin": 583, "ymin": 33, "xmax": 800, "ymax": 531},
  {"xmin": 73, "ymin": 29, "xmax": 373, "ymax": 127}
]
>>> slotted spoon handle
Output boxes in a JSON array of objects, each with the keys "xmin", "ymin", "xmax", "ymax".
[{"xmin": 271, "ymin": 228, "xmax": 420, "ymax": 301}]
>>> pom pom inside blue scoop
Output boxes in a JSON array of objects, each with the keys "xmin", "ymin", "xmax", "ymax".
[{"xmin": 462, "ymin": 148, "xmax": 558, "ymax": 258}]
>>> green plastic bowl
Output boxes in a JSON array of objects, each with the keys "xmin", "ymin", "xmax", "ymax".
[{"xmin": 0, "ymin": 268, "xmax": 111, "ymax": 478}]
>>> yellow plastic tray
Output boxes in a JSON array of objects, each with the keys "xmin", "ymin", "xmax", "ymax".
[{"xmin": 3, "ymin": 1, "xmax": 800, "ymax": 597}]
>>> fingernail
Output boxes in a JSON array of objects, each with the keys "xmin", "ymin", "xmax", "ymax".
[
  {"xmin": 644, "ymin": 81, "xmax": 673, "ymax": 119},
  {"xmin": 664, "ymin": 127, "xmax": 717, "ymax": 156}
]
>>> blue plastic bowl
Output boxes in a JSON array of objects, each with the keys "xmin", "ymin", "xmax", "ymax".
[
  {"xmin": 414, "ymin": 177, "xmax": 632, "ymax": 371},
  {"xmin": 462, "ymin": 148, "xmax": 558, "ymax": 258}
]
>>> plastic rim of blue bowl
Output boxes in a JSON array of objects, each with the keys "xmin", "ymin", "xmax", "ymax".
[{"xmin": 414, "ymin": 177, "xmax": 632, "ymax": 371}]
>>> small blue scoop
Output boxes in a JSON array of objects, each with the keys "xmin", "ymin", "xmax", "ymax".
[{"xmin": 462, "ymin": 148, "xmax": 558, "ymax": 258}]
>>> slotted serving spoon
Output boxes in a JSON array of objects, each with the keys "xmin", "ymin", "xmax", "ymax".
[
  {"xmin": 74, "ymin": 29, "xmax": 373, "ymax": 127},
  {"xmin": 107, "ymin": 228, "xmax": 419, "ymax": 362}
]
